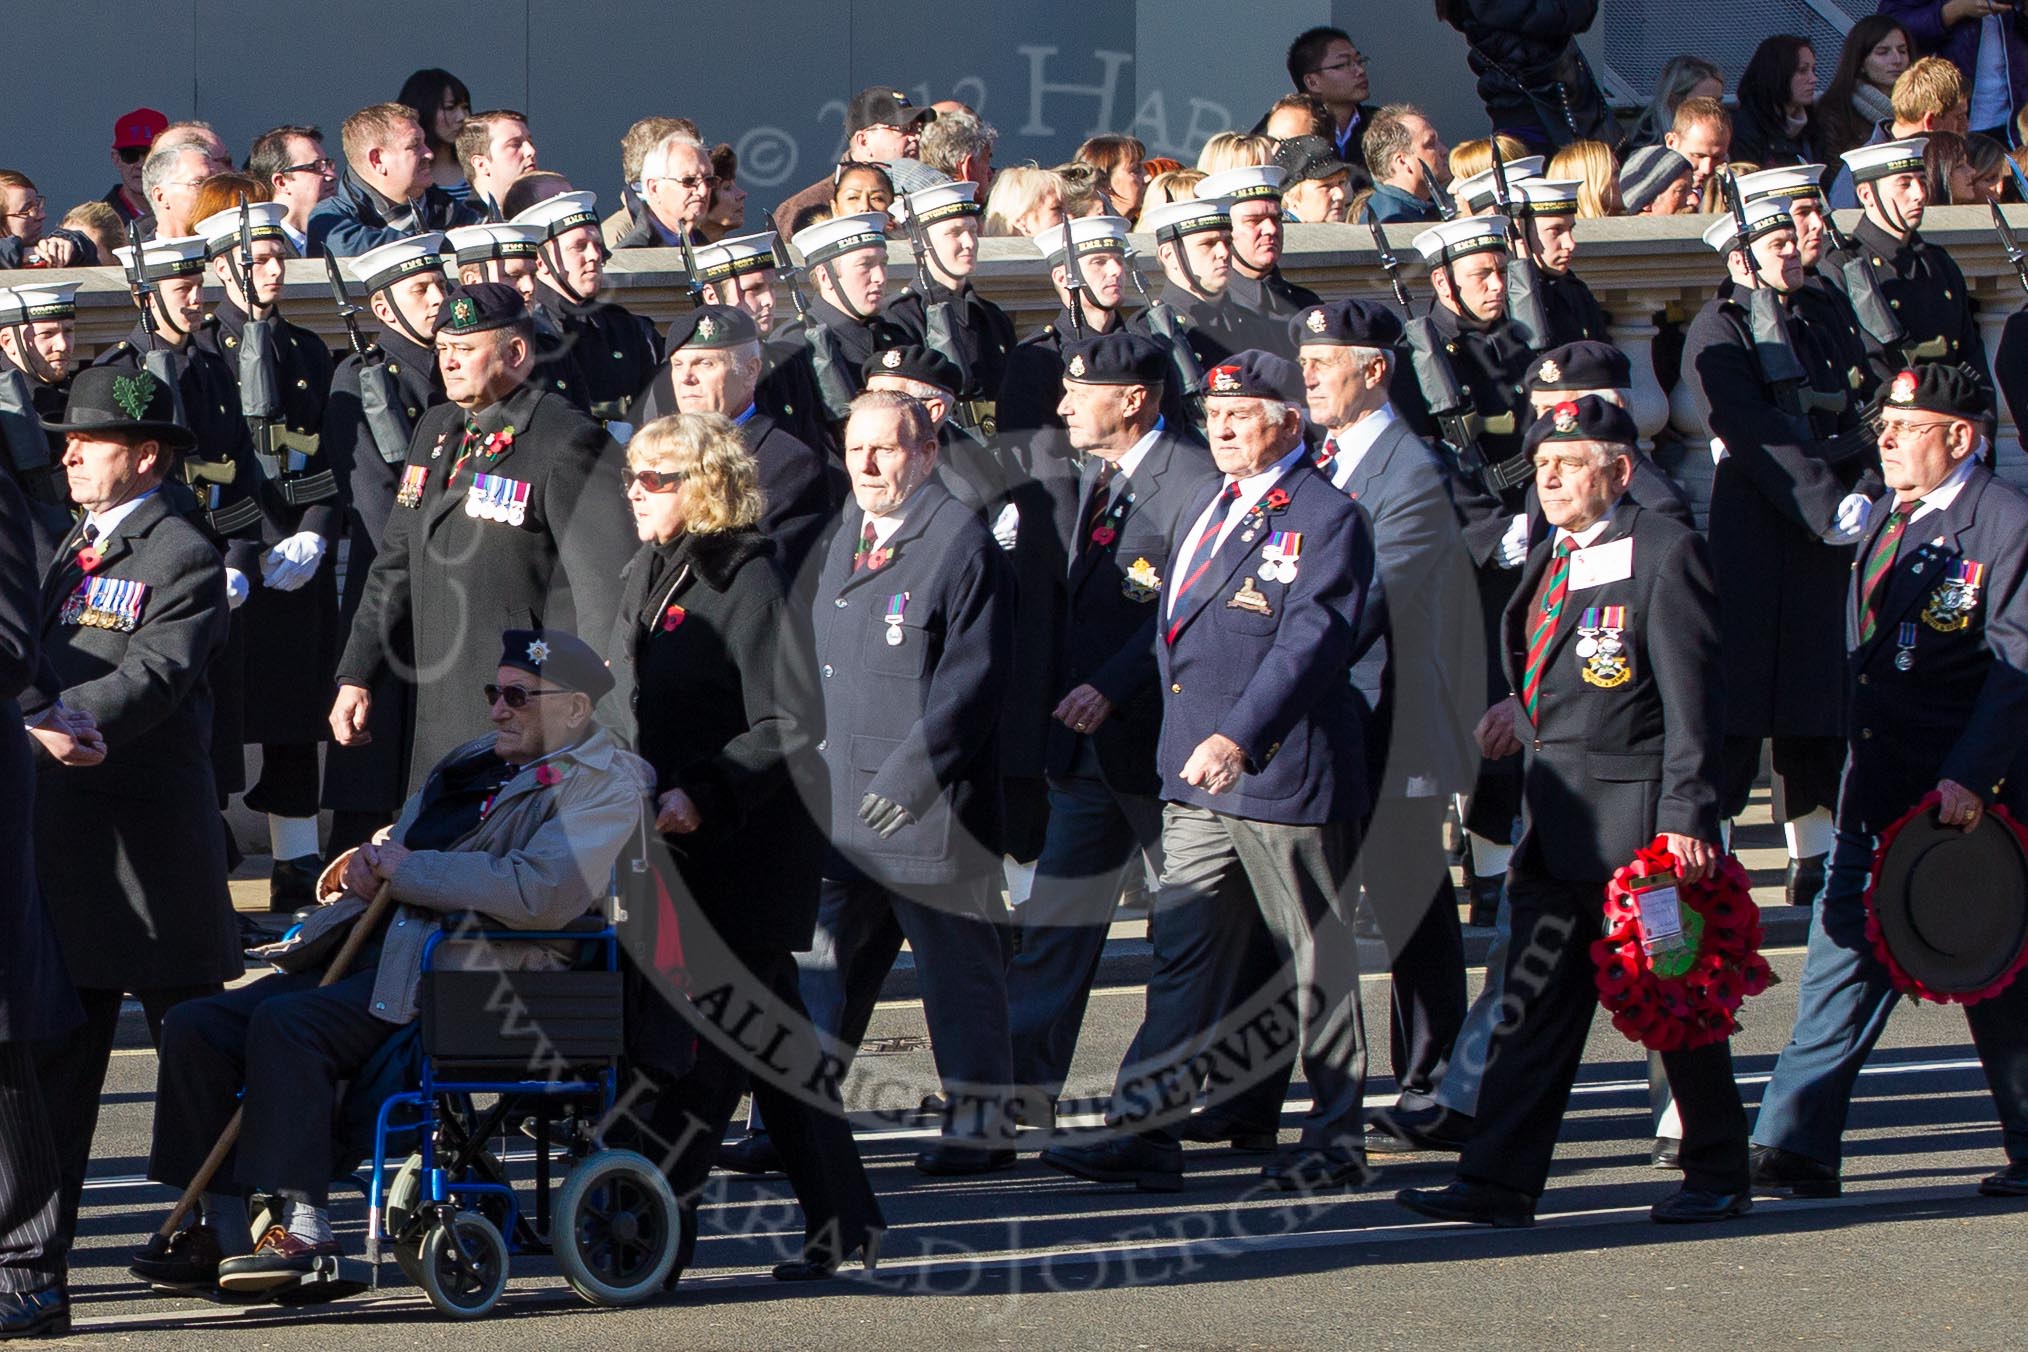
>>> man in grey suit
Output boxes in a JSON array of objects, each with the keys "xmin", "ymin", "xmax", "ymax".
[
  {"xmin": 1004, "ymin": 332, "xmax": 1216, "ymax": 1120},
  {"xmin": 1296, "ymin": 300, "xmax": 1480, "ymax": 1124}
]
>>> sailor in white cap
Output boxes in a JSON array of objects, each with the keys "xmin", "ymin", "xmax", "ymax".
[
  {"xmin": 1823, "ymin": 138, "xmax": 1986, "ymax": 390},
  {"xmin": 1198, "ymin": 164, "xmax": 1321, "ymax": 322},
  {"xmin": 0, "ymin": 281, "xmax": 80, "ymax": 558},
  {"xmin": 880, "ymin": 182, "xmax": 1014, "ymax": 430},
  {"xmin": 1139, "ymin": 195, "xmax": 1285, "ymax": 364},
  {"xmin": 784, "ymin": 211, "xmax": 893, "ymax": 421},
  {"xmin": 1509, "ymin": 178, "xmax": 1609, "ymax": 345},
  {"xmin": 1682, "ymin": 191, "xmax": 1880, "ymax": 921},
  {"xmin": 690, "ymin": 229, "xmax": 785, "ymax": 334},
  {"xmin": 1450, "ymin": 155, "xmax": 1544, "ymax": 216},
  {"xmin": 1735, "ymin": 164, "xmax": 1836, "ymax": 269},
  {"xmin": 444, "ymin": 222, "xmax": 544, "ymax": 309},
  {"xmin": 996, "ymin": 215, "xmax": 1135, "ymax": 442},
  {"xmin": 511, "ymin": 190, "xmax": 661, "ymax": 424}
]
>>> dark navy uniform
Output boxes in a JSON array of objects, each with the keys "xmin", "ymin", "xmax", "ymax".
[
  {"xmin": 532, "ymin": 291, "xmax": 663, "ymax": 425},
  {"xmin": 1541, "ymin": 270, "xmax": 1611, "ymax": 346},
  {"xmin": 1823, "ymin": 216, "xmax": 1988, "ymax": 391},
  {"xmin": 878, "ymin": 282, "xmax": 1016, "ymax": 424},
  {"xmin": 1225, "ymin": 267, "xmax": 1322, "ymax": 325}
]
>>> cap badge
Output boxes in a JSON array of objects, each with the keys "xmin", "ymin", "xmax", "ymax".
[
  {"xmin": 1552, "ymin": 401, "xmax": 1579, "ymax": 434},
  {"xmin": 696, "ymin": 315, "xmax": 718, "ymax": 341},
  {"xmin": 526, "ymin": 639, "xmax": 551, "ymax": 664},
  {"xmin": 1889, "ymin": 370, "xmax": 1918, "ymax": 405},
  {"xmin": 1304, "ymin": 309, "xmax": 1328, "ymax": 334},
  {"xmin": 451, "ymin": 295, "xmax": 477, "ymax": 330},
  {"xmin": 1537, "ymin": 359, "xmax": 1562, "ymax": 384},
  {"xmin": 1068, "ymin": 354, "xmax": 1087, "ymax": 377},
  {"xmin": 112, "ymin": 372, "xmax": 155, "ymax": 421},
  {"xmin": 881, "ymin": 349, "xmax": 903, "ymax": 369},
  {"xmin": 1209, "ymin": 364, "xmax": 1242, "ymax": 394}
]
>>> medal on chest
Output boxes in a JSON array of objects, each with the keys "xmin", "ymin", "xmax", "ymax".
[
  {"xmin": 396, "ymin": 463, "xmax": 430, "ymax": 510},
  {"xmin": 1577, "ymin": 605, "xmax": 1630, "ymax": 688},
  {"xmin": 60, "ymin": 575, "xmax": 147, "ymax": 632},
  {"xmin": 1921, "ymin": 559, "xmax": 1983, "ymax": 632},
  {"xmin": 1894, "ymin": 620, "xmax": 1918, "ymax": 671},
  {"xmin": 466, "ymin": 472, "xmax": 531, "ymax": 526},
  {"xmin": 884, "ymin": 591, "xmax": 911, "ymax": 645},
  {"xmin": 1226, "ymin": 576, "xmax": 1273, "ymax": 616},
  {"xmin": 1258, "ymin": 530, "xmax": 1303, "ymax": 584}
]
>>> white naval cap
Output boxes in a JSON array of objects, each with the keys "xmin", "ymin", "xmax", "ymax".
[
  {"xmin": 1452, "ymin": 157, "xmax": 1545, "ymax": 214},
  {"xmin": 0, "ymin": 281, "xmax": 81, "ymax": 325},
  {"xmin": 194, "ymin": 200, "xmax": 290, "ymax": 258},
  {"xmin": 1841, "ymin": 138, "xmax": 1928, "ymax": 184},
  {"xmin": 1411, "ymin": 215, "xmax": 1509, "ymax": 267},
  {"xmin": 1735, "ymin": 164, "xmax": 1829, "ymax": 206},
  {"xmin": 1701, "ymin": 195, "xmax": 1797, "ymax": 254},
  {"xmin": 691, "ymin": 230, "xmax": 781, "ymax": 283},
  {"xmin": 510, "ymin": 189, "xmax": 601, "ymax": 240},
  {"xmin": 351, "ymin": 231, "xmax": 448, "ymax": 294},
  {"xmin": 1509, "ymin": 178, "xmax": 1584, "ymax": 215},
  {"xmin": 1196, "ymin": 165, "xmax": 1286, "ymax": 204},
  {"xmin": 1040, "ymin": 214, "xmax": 1132, "ymax": 264},
  {"xmin": 1142, "ymin": 196, "xmax": 1233, "ymax": 242},
  {"xmin": 791, "ymin": 211, "xmax": 890, "ymax": 267},
  {"xmin": 113, "ymin": 234, "xmax": 209, "ymax": 281},
  {"xmin": 889, "ymin": 180, "xmax": 981, "ymax": 227},
  {"xmin": 445, "ymin": 222, "xmax": 545, "ymax": 266}
]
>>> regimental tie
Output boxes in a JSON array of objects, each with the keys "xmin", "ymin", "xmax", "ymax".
[
  {"xmin": 851, "ymin": 517, "xmax": 878, "ymax": 570},
  {"xmin": 1081, "ymin": 461, "xmax": 1117, "ymax": 554},
  {"xmin": 1314, "ymin": 433, "xmax": 1337, "ymax": 474},
  {"xmin": 1858, "ymin": 502, "xmax": 1914, "ymax": 644},
  {"xmin": 1520, "ymin": 539, "xmax": 1575, "ymax": 723},
  {"xmin": 1165, "ymin": 482, "xmax": 1242, "ymax": 641}
]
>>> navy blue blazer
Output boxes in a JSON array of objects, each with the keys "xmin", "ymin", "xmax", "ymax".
[{"xmin": 1157, "ymin": 455, "xmax": 1373, "ymax": 826}]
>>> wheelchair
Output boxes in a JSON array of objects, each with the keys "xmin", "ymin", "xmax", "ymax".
[{"xmin": 351, "ymin": 915, "xmax": 682, "ymax": 1318}]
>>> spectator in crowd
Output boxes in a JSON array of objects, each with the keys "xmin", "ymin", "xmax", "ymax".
[
  {"xmin": 1818, "ymin": 17, "xmax": 1914, "ymax": 163},
  {"xmin": 141, "ymin": 142, "xmax": 213, "ymax": 241},
  {"xmin": 831, "ymin": 162, "xmax": 895, "ymax": 221},
  {"xmin": 1436, "ymin": 0, "xmax": 1611, "ymax": 149},
  {"xmin": 1286, "ymin": 25, "xmax": 1379, "ymax": 165},
  {"xmin": 1550, "ymin": 139, "xmax": 1625, "ymax": 216},
  {"xmin": 1731, "ymin": 36, "xmax": 1824, "ymax": 168},
  {"xmin": 700, "ymin": 144, "xmax": 747, "ymax": 243},
  {"xmin": 772, "ymin": 86, "xmax": 935, "ymax": 237},
  {"xmin": 614, "ymin": 132, "xmax": 716, "ymax": 248},
  {"xmin": 1881, "ymin": 0, "xmax": 2028, "ymax": 141},
  {"xmin": 1054, "ymin": 161, "xmax": 1111, "ymax": 218},
  {"xmin": 1448, "ymin": 134, "xmax": 1532, "ymax": 188},
  {"xmin": 983, "ymin": 165, "xmax": 1065, "ymax": 237},
  {"xmin": 1276, "ymin": 135, "xmax": 1361, "ymax": 222},
  {"xmin": 455, "ymin": 110, "xmax": 538, "ymax": 221},
  {"xmin": 1196, "ymin": 132, "xmax": 1276, "ymax": 174},
  {"xmin": 1623, "ymin": 56, "xmax": 1725, "ymax": 151},
  {"xmin": 600, "ymin": 115, "xmax": 696, "ymax": 245},
  {"xmin": 1927, "ymin": 128, "xmax": 2010, "ymax": 202},
  {"xmin": 103, "ymin": 106, "xmax": 167, "ymax": 226},
  {"xmin": 1135, "ymin": 168, "xmax": 1204, "ymax": 231},
  {"xmin": 919, "ymin": 107, "xmax": 997, "ymax": 198},
  {"xmin": 1827, "ymin": 55, "xmax": 1969, "ymax": 207},
  {"xmin": 247, "ymin": 125, "xmax": 338, "ymax": 256},
  {"xmin": 1076, "ymin": 134, "xmax": 1149, "ymax": 219},
  {"xmin": 1618, "ymin": 145, "xmax": 1697, "ymax": 215},
  {"xmin": 0, "ymin": 172, "xmax": 96, "ymax": 269},
  {"xmin": 396, "ymin": 67, "xmax": 472, "ymax": 202},
  {"xmin": 59, "ymin": 201, "xmax": 126, "ymax": 265},
  {"xmin": 1664, "ymin": 96, "xmax": 1733, "ymax": 208},
  {"xmin": 155, "ymin": 123, "xmax": 234, "ymax": 177},
  {"xmin": 1257, "ymin": 93, "xmax": 1333, "ymax": 144},
  {"xmin": 1359, "ymin": 103, "xmax": 1450, "ymax": 224},
  {"xmin": 308, "ymin": 102, "xmax": 483, "ymax": 256}
]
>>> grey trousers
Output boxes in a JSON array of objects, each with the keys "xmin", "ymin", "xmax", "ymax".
[{"xmin": 1111, "ymin": 803, "xmax": 1367, "ymax": 1150}]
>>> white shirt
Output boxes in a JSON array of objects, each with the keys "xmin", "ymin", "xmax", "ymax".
[
  {"xmin": 83, "ymin": 488, "xmax": 160, "ymax": 548},
  {"xmin": 1973, "ymin": 15, "xmax": 2013, "ymax": 131},
  {"xmin": 1167, "ymin": 442, "xmax": 1307, "ymax": 619},
  {"xmin": 1905, "ymin": 453, "xmax": 1978, "ymax": 527},
  {"xmin": 867, "ymin": 509, "xmax": 907, "ymax": 549},
  {"xmin": 1325, "ymin": 404, "xmax": 1398, "ymax": 491},
  {"xmin": 282, "ymin": 221, "xmax": 309, "ymax": 258},
  {"xmin": 1552, "ymin": 516, "xmax": 1614, "ymax": 554},
  {"xmin": 1099, "ymin": 425, "xmax": 1164, "ymax": 485}
]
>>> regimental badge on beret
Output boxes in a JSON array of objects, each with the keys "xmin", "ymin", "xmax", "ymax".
[
  {"xmin": 1068, "ymin": 354, "xmax": 1087, "ymax": 377},
  {"xmin": 451, "ymin": 295, "xmax": 478, "ymax": 330},
  {"xmin": 1538, "ymin": 359, "xmax": 1562, "ymax": 385},
  {"xmin": 697, "ymin": 315, "xmax": 718, "ymax": 341},
  {"xmin": 1890, "ymin": 370, "xmax": 1918, "ymax": 405},
  {"xmin": 1552, "ymin": 400, "xmax": 1579, "ymax": 434},
  {"xmin": 1305, "ymin": 308, "xmax": 1328, "ymax": 334},
  {"xmin": 1209, "ymin": 364, "xmax": 1243, "ymax": 394},
  {"xmin": 526, "ymin": 638, "xmax": 551, "ymax": 664},
  {"xmin": 882, "ymin": 349, "xmax": 903, "ymax": 369}
]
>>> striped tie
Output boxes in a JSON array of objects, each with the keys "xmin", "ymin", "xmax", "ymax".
[
  {"xmin": 852, "ymin": 517, "xmax": 878, "ymax": 570},
  {"xmin": 1314, "ymin": 434, "xmax": 1338, "ymax": 474},
  {"xmin": 1520, "ymin": 539, "xmax": 1575, "ymax": 724},
  {"xmin": 1080, "ymin": 461, "xmax": 1117, "ymax": 555},
  {"xmin": 1858, "ymin": 504, "xmax": 1912, "ymax": 644}
]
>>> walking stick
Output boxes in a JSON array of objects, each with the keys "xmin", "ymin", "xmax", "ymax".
[{"xmin": 135, "ymin": 880, "xmax": 397, "ymax": 1259}]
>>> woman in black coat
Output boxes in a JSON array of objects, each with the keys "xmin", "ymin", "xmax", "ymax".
[
  {"xmin": 1436, "ymin": 0, "xmax": 1612, "ymax": 152},
  {"xmin": 604, "ymin": 411, "xmax": 882, "ymax": 1284}
]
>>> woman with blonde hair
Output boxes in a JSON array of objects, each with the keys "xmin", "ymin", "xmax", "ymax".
[
  {"xmin": 1195, "ymin": 131, "xmax": 1276, "ymax": 174},
  {"xmin": 1449, "ymin": 134, "xmax": 1530, "ymax": 186},
  {"xmin": 982, "ymin": 165, "xmax": 1066, "ymax": 237},
  {"xmin": 1548, "ymin": 139, "xmax": 1623, "ymax": 217},
  {"xmin": 606, "ymin": 410, "xmax": 884, "ymax": 1286}
]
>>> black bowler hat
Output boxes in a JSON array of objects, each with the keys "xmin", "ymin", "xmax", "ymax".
[
  {"xmin": 863, "ymin": 344, "xmax": 963, "ymax": 396},
  {"xmin": 1527, "ymin": 340, "xmax": 1632, "ymax": 396},
  {"xmin": 1521, "ymin": 394, "xmax": 1638, "ymax": 454},
  {"xmin": 1062, "ymin": 331, "xmax": 1169, "ymax": 386},
  {"xmin": 665, "ymin": 303, "xmax": 758, "ymax": 351},
  {"xmin": 498, "ymin": 629, "xmax": 614, "ymax": 701},
  {"xmin": 46, "ymin": 366, "xmax": 195, "ymax": 452},
  {"xmin": 434, "ymin": 281, "xmax": 530, "ymax": 337},
  {"xmin": 1882, "ymin": 363, "xmax": 1994, "ymax": 422},
  {"xmin": 1204, "ymin": 349, "xmax": 1305, "ymax": 405},
  {"xmin": 1289, "ymin": 298, "xmax": 1403, "ymax": 351},
  {"xmin": 1868, "ymin": 798, "xmax": 2028, "ymax": 1003}
]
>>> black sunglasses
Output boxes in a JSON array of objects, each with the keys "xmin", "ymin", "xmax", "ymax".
[
  {"xmin": 117, "ymin": 145, "xmax": 148, "ymax": 164},
  {"xmin": 620, "ymin": 466, "xmax": 686, "ymax": 492},
  {"xmin": 483, "ymin": 684, "xmax": 573, "ymax": 709}
]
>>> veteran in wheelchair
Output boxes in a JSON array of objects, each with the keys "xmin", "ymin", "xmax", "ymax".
[{"xmin": 131, "ymin": 627, "xmax": 659, "ymax": 1308}]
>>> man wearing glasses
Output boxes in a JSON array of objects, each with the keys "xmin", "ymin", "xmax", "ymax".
[
  {"xmin": 103, "ymin": 106, "xmax": 168, "ymax": 227},
  {"xmin": 613, "ymin": 133, "xmax": 715, "ymax": 250},
  {"xmin": 1285, "ymin": 26, "xmax": 1378, "ymax": 167},
  {"xmin": 247, "ymin": 126, "xmax": 338, "ymax": 257},
  {"xmin": 0, "ymin": 173, "xmax": 97, "ymax": 269}
]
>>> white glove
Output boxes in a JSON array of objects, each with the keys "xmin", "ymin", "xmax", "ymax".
[
  {"xmin": 990, "ymin": 502, "xmax": 1021, "ymax": 552},
  {"xmin": 260, "ymin": 531, "xmax": 328, "ymax": 592},
  {"xmin": 1496, "ymin": 514, "xmax": 1530, "ymax": 569},
  {"xmin": 1829, "ymin": 492, "xmax": 1875, "ymax": 543},
  {"xmin": 223, "ymin": 567, "xmax": 251, "ymax": 609},
  {"xmin": 1709, "ymin": 436, "xmax": 1729, "ymax": 465}
]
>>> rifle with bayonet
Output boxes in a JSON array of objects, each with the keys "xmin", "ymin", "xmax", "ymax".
[
  {"xmin": 773, "ymin": 237, "xmax": 858, "ymax": 424},
  {"xmin": 0, "ymin": 357, "xmax": 60, "ymax": 507},
  {"xmin": 1056, "ymin": 217, "xmax": 1086, "ymax": 341},
  {"xmin": 326, "ymin": 252, "xmax": 421, "ymax": 466},
  {"xmin": 1721, "ymin": 170, "xmax": 1812, "ymax": 418},
  {"xmin": 235, "ymin": 195, "xmax": 283, "ymax": 465},
  {"xmin": 120, "ymin": 219, "xmax": 206, "ymax": 478},
  {"xmin": 1486, "ymin": 135, "xmax": 1553, "ymax": 349},
  {"xmin": 676, "ymin": 231, "xmax": 707, "ymax": 312},
  {"xmin": 1817, "ymin": 188, "xmax": 1922, "ymax": 365},
  {"xmin": 906, "ymin": 207, "xmax": 976, "ymax": 399},
  {"xmin": 1992, "ymin": 190, "xmax": 2028, "ymax": 295},
  {"xmin": 1125, "ymin": 245, "xmax": 1207, "ymax": 427},
  {"xmin": 1420, "ymin": 162, "xmax": 1458, "ymax": 221}
]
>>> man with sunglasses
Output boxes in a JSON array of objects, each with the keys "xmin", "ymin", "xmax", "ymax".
[
  {"xmin": 512, "ymin": 190, "xmax": 662, "ymax": 430},
  {"xmin": 139, "ymin": 627, "xmax": 651, "ymax": 1298},
  {"xmin": 103, "ymin": 106, "xmax": 168, "ymax": 228},
  {"xmin": 247, "ymin": 125, "xmax": 338, "ymax": 257},
  {"xmin": 613, "ymin": 133, "xmax": 715, "ymax": 250}
]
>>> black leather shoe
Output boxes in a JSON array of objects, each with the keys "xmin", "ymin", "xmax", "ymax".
[
  {"xmin": 1041, "ymin": 1133, "xmax": 1185, "ymax": 1192},
  {"xmin": 1651, "ymin": 1187, "xmax": 1753, "ymax": 1223},
  {"xmin": 1172, "ymin": 1112, "xmax": 1279, "ymax": 1153},
  {"xmin": 1260, "ymin": 1145, "xmax": 1370, "ymax": 1192},
  {"xmin": 130, "ymin": 1222, "xmax": 226, "ymax": 1289},
  {"xmin": 1784, "ymin": 854, "xmax": 1828, "ymax": 909},
  {"xmin": 1466, "ymin": 873, "xmax": 1503, "ymax": 929},
  {"xmin": 269, "ymin": 853, "xmax": 322, "ymax": 912},
  {"xmin": 1396, "ymin": 1179, "xmax": 1535, "ymax": 1228},
  {"xmin": 1978, "ymin": 1161, "xmax": 2028, "ymax": 1197},
  {"xmin": 0, "ymin": 1287, "xmax": 68, "ymax": 1338},
  {"xmin": 216, "ymin": 1226, "xmax": 343, "ymax": 1293},
  {"xmin": 1750, "ymin": 1143, "xmax": 1841, "ymax": 1197},
  {"xmin": 1368, "ymin": 1103, "xmax": 1474, "ymax": 1153},
  {"xmin": 772, "ymin": 1227, "xmax": 884, "ymax": 1282},
  {"xmin": 1652, "ymin": 1136, "xmax": 1682, "ymax": 1170},
  {"xmin": 716, "ymin": 1131, "xmax": 784, "ymax": 1176},
  {"xmin": 913, "ymin": 1140, "xmax": 1017, "ymax": 1176}
]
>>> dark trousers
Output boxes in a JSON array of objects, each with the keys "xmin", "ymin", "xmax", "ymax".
[
  {"xmin": 0, "ymin": 1044, "xmax": 64, "ymax": 1292},
  {"xmin": 632, "ymin": 948, "xmax": 882, "ymax": 1266},
  {"xmin": 36, "ymin": 983, "xmax": 219, "ymax": 1246},
  {"xmin": 1754, "ymin": 828, "xmax": 2028, "ymax": 1167},
  {"xmin": 1364, "ymin": 795, "xmax": 1468, "ymax": 1102},
  {"xmin": 149, "ymin": 966, "xmax": 395, "ymax": 1206},
  {"xmin": 1457, "ymin": 874, "xmax": 1749, "ymax": 1199},
  {"xmin": 1720, "ymin": 735, "xmax": 1843, "ymax": 825},
  {"xmin": 243, "ymin": 742, "xmax": 322, "ymax": 820},
  {"xmin": 800, "ymin": 874, "xmax": 1015, "ymax": 1141}
]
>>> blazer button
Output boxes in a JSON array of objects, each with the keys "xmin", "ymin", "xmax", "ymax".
[
  {"xmin": 1858, "ymin": 674, "xmax": 1869, "ymax": 685},
  {"xmin": 1861, "ymin": 727, "xmax": 1874, "ymax": 739},
  {"xmin": 822, "ymin": 664, "xmax": 834, "ymax": 678},
  {"xmin": 816, "ymin": 738, "xmax": 827, "ymax": 752},
  {"xmin": 1170, "ymin": 682, "xmax": 1182, "ymax": 693},
  {"xmin": 1532, "ymin": 739, "xmax": 1543, "ymax": 751},
  {"xmin": 835, "ymin": 597, "xmax": 848, "ymax": 607}
]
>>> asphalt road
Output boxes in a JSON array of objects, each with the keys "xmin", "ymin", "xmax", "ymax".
[{"xmin": 65, "ymin": 933, "xmax": 2026, "ymax": 1351}]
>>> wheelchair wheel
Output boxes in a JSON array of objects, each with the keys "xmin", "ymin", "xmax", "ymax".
[
  {"xmin": 416, "ymin": 1212, "xmax": 509, "ymax": 1319},
  {"xmin": 552, "ymin": 1150, "xmax": 681, "ymax": 1306},
  {"xmin": 386, "ymin": 1149, "xmax": 517, "ymax": 1286}
]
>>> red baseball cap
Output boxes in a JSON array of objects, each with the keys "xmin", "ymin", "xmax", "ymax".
[{"xmin": 113, "ymin": 107, "xmax": 169, "ymax": 150}]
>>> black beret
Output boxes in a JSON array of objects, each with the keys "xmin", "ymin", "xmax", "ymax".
[
  {"xmin": 1522, "ymin": 394, "xmax": 1639, "ymax": 456},
  {"xmin": 1062, "ymin": 330, "xmax": 1169, "ymax": 386},
  {"xmin": 1882, "ymin": 363, "xmax": 1993, "ymax": 421},
  {"xmin": 863, "ymin": 344, "xmax": 963, "ymax": 395},
  {"xmin": 434, "ymin": 281, "xmax": 529, "ymax": 337},
  {"xmin": 1289, "ymin": 298, "xmax": 1403, "ymax": 350},
  {"xmin": 1527, "ymin": 340, "xmax": 1632, "ymax": 395},
  {"xmin": 498, "ymin": 628, "xmax": 613, "ymax": 700},
  {"xmin": 665, "ymin": 303, "xmax": 758, "ymax": 351},
  {"xmin": 1204, "ymin": 349, "xmax": 1305, "ymax": 405}
]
